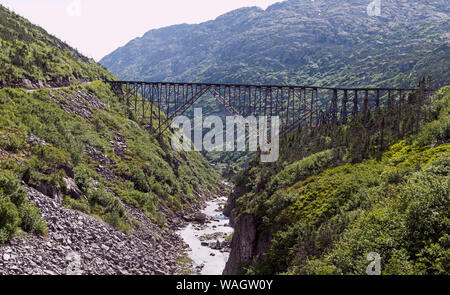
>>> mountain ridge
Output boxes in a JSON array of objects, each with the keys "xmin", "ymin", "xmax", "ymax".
[{"xmin": 100, "ymin": 0, "xmax": 450, "ymax": 89}]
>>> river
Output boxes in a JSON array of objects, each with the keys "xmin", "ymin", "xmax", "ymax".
[{"xmin": 178, "ymin": 195, "xmax": 233, "ymax": 275}]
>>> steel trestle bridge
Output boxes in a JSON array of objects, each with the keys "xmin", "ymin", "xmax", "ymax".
[{"xmin": 105, "ymin": 81, "xmax": 418, "ymax": 137}]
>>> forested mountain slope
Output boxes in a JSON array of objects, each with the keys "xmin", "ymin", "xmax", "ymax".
[
  {"xmin": 224, "ymin": 83, "xmax": 450, "ymax": 275},
  {"xmin": 101, "ymin": 0, "xmax": 449, "ymax": 89}
]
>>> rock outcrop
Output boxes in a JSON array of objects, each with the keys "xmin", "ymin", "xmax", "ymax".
[
  {"xmin": 223, "ymin": 214, "xmax": 256, "ymax": 275},
  {"xmin": 223, "ymin": 184, "xmax": 272, "ymax": 275}
]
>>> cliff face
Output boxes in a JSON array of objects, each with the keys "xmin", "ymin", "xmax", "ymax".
[
  {"xmin": 223, "ymin": 185, "xmax": 273, "ymax": 275},
  {"xmin": 101, "ymin": 0, "xmax": 449, "ymax": 89},
  {"xmin": 223, "ymin": 212, "xmax": 273, "ymax": 275},
  {"xmin": 223, "ymin": 214, "xmax": 257, "ymax": 275}
]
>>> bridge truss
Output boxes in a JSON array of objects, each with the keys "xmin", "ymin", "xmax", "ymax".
[{"xmin": 106, "ymin": 81, "xmax": 417, "ymax": 137}]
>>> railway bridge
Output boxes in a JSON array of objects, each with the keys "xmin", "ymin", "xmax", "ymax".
[{"xmin": 105, "ymin": 81, "xmax": 418, "ymax": 137}]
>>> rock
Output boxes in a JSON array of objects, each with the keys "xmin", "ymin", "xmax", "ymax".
[
  {"xmin": 84, "ymin": 147, "xmax": 116, "ymax": 166},
  {"xmin": 36, "ymin": 181, "xmax": 63, "ymax": 205},
  {"xmin": 183, "ymin": 215, "xmax": 193, "ymax": 222},
  {"xmin": 51, "ymin": 89, "xmax": 106, "ymax": 120},
  {"xmin": 54, "ymin": 235, "xmax": 64, "ymax": 242},
  {"xmin": 21, "ymin": 78, "xmax": 34, "ymax": 89},
  {"xmin": 223, "ymin": 214, "xmax": 257, "ymax": 275},
  {"xmin": 28, "ymin": 135, "xmax": 48, "ymax": 146},
  {"xmin": 210, "ymin": 240, "xmax": 222, "ymax": 250},
  {"xmin": 63, "ymin": 177, "xmax": 84, "ymax": 200},
  {"xmin": 3, "ymin": 254, "xmax": 11, "ymax": 261},
  {"xmin": 153, "ymin": 269, "xmax": 165, "ymax": 275},
  {"xmin": 194, "ymin": 213, "xmax": 207, "ymax": 224}
]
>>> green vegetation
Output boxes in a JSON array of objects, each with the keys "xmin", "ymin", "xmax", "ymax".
[
  {"xmin": 0, "ymin": 1, "xmax": 448, "ymax": 277},
  {"xmin": 0, "ymin": 170, "xmax": 47, "ymax": 244},
  {"xmin": 0, "ymin": 4, "xmax": 114, "ymax": 87},
  {"xmin": 0, "ymin": 3, "xmax": 219, "ymax": 245},
  {"xmin": 232, "ymin": 85, "xmax": 449, "ymax": 275},
  {"xmin": 0, "ymin": 81, "xmax": 220, "ymax": 241}
]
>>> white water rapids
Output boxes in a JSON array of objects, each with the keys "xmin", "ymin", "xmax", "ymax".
[{"xmin": 178, "ymin": 196, "xmax": 233, "ymax": 275}]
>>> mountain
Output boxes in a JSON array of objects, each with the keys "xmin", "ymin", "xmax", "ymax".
[
  {"xmin": 0, "ymin": 4, "xmax": 114, "ymax": 88},
  {"xmin": 100, "ymin": 0, "xmax": 450, "ymax": 89},
  {"xmin": 0, "ymin": 4, "xmax": 222, "ymax": 274}
]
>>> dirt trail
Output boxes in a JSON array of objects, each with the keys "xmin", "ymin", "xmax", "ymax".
[{"xmin": 25, "ymin": 80, "xmax": 92, "ymax": 93}]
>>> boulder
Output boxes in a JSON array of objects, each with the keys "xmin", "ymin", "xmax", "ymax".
[
  {"xmin": 63, "ymin": 177, "xmax": 84, "ymax": 200},
  {"xmin": 37, "ymin": 181, "xmax": 63, "ymax": 205},
  {"xmin": 194, "ymin": 213, "xmax": 207, "ymax": 224}
]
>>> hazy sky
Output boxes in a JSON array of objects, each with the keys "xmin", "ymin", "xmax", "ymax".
[{"xmin": 0, "ymin": 0, "xmax": 282, "ymax": 60}]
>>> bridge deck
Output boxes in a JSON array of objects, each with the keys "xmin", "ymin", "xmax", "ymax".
[{"xmin": 105, "ymin": 80, "xmax": 422, "ymax": 137}]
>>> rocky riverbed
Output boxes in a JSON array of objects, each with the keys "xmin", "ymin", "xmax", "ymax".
[{"xmin": 178, "ymin": 195, "xmax": 233, "ymax": 275}]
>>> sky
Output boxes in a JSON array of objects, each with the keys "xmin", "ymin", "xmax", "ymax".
[{"xmin": 0, "ymin": 0, "xmax": 282, "ymax": 61}]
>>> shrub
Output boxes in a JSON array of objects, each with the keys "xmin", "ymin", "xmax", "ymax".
[
  {"xmin": 73, "ymin": 164, "xmax": 94, "ymax": 194},
  {"xmin": 19, "ymin": 203, "xmax": 47, "ymax": 234},
  {"xmin": 0, "ymin": 170, "xmax": 27, "ymax": 207},
  {"xmin": 403, "ymin": 171, "xmax": 449, "ymax": 256},
  {"xmin": 1, "ymin": 133, "xmax": 26, "ymax": 153},
  {"xmin": 87, "ymin": 185, "xmax": 129, "ymax": 231},
  {"xmin": 0, "ymin": 201, "xmax": 20, "ymax": 242},
  {"xmin": 267, "ymin": 149, "xmax": 336, "ymax": 195},
  {"xmin": 103, "ymin": 211, "xmax": 130, "ymax": 233},
  {"xmin": 63, "ymin": 196, "xmax": 90, "ymax": 214}
]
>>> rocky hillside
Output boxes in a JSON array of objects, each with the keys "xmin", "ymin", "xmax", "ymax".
[
  {"xmin": 0, "ymin": 5, "xmax": 222, "ymax": 274},
  {"xmin": 223, "ymin": 84, "xmax": 449, "ymax": 275},
  {"xmin": 0, "ymin": 4, "xmax": 114, "ymax": 89},
  {"xmin": 101, "ymin": 0, "xmax": 449, "ymax": 89},
  {"xmin": 0, "ymin": 81, "xmax": 225, "ymax": 274},
  {"xmin": 0, "ymin": 185, "xmax": 184, "ymax": 275}
]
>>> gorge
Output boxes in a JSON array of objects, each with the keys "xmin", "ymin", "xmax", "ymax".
[{"xmin": 0, "ymin": 0, "xmax": 449, "ymax": 276}]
